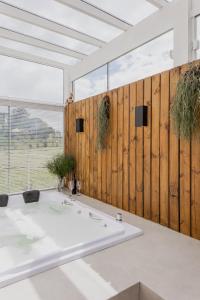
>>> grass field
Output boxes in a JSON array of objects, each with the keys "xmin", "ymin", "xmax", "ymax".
[{"xmin": 0, "ymin": 146, "xmax": 63, "ymax": 194}]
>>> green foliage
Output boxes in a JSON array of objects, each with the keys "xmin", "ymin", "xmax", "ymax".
[
  {"xmin": 46, "ymin": 154, "xmax": 75, "ymax": 179},
  {"xmin": 97, "ymin": 95, "xmax": 110, "ymax": 150},
  {"xmin": 171, "ymin": 64, "xmax": 200, "ymax": 140}
]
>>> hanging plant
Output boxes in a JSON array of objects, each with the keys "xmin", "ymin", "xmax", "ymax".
[
  {"xmin": 97, "ymin": 95, "xmax": 110, "ymax": 150},
  {"xmin": 171, "ymin": 63, "xmax": 200, "ymax": 140}
]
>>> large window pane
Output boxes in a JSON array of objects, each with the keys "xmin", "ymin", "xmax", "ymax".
[
  {"xmin": 85, "ymin": 0, "xmax": 158, "ymax": 25},
  {"xmin": 109, "ymin": 31, "xmax": 174, "ymax": 90},
  {"xmin": 74, "ymin": 65, "xmax": 108, "ymax": 101},
  {"xmin": 3, "ymin": 0, "xmax": 122, "ymax": 42},
  {"xmin": 0, "ymin": 14, "xmax": 98, "ymax": 55},
  {"xmin": 0, "ymin": 106, "xmax": 9, "ymax": 194},
  {"xmin": 0, "ymin": 55, "xmax": 63, "ymax": 104},
  {"xmin": 0, "ymin": 105, "xmax": 63, "ymax": 194},
  {"xmin": 196, "ymin": 15, "xmax": 200, "ymax": 59}
]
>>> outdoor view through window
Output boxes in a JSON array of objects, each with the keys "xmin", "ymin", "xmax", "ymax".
[
  {"xmin": 0, "ymin": 53, "xmax": 64, "ymax": 194},
  {"xmin": 0, "ymin": 106, "xmax": 63, "ymax": 194}
]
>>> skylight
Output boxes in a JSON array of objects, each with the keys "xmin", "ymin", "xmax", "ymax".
[
  {"xmin": 0, "ymin": 14, "xmax": 98, "ymax": 55},
  {"xmin": 84, "ymin": 0, "xmax": 158, "ymax": 25},
  {"xmin": 0, "ymin": 37, "xmax": 79, "ymax": 65},
  {"xmin": 2, "ymin": 0, "xmax": 123, "ymax": 42}
]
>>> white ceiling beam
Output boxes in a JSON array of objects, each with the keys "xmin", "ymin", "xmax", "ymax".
[
  {"xmin": 0, "ymin": 27, "xmax": 86, "ymax": 60},
  {"xmin": 0, "ymin": 1, "xmax": 105, "ymax": 47},
  {"xmin": 56, "ymin": 0, "xmax": 131, "ymax": 31},
  {"xmin": 0, "ymin": 45, "xmax": 67, "ymax": 69},
  {"xmin": 146, "ymin": 0, "xmax": 168, "ymax": 9}
]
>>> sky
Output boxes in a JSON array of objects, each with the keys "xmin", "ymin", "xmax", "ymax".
[{"xmin": 75, "ymin": 31, "xmax": 174, "ymax": 100}]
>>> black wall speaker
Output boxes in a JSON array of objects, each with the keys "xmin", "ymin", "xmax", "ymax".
[
  {"xmin": 76, "ymin": 118, "xmax": 84, "ymax": 132},
  {"xmin": 135, "ymin": 106, "xmax": 148, "ymax": 127}
]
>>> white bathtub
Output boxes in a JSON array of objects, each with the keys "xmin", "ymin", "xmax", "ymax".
[{"xmin": 0, "ymin": 191, "xmax": 143, "ymax": 288}]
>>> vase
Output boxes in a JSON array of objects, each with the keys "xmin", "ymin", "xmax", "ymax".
[{"xmin": 57, "ymin": 177, "xmax": 64, "ymax": 192}]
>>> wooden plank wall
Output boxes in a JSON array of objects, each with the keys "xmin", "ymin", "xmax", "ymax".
[{"xmin": 64, "ymin": 64, "xmax": 200, "ymax": 240}]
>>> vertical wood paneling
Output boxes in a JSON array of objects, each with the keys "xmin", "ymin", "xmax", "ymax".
[
  {"xmin": 180, "ymin": 139, "xmax": 191, "ymax": 235},
  {"xmin": 151, "ymin": 74, "xmax": 160, "ymax": 223},
  {"xmin": 106, "ymin": 92, "xmax": 112, "ymax": 205},
  {"xmin": 81, "ymin": 101, "xmax": 86, "ymax": 193},
  {"xmin": 129, "ymin": 83, "xmax": 136, "ymax": 214},
  {"xmin": 89, "ymin": 98, "xmax": 94, "ymax": 197},
  {"xmin": 143, "ymin": 78, "xmax": 151, "ymax": 220},
  {"xmin": 191, "ymin": 139, "xmax": 200, "ymax": 239},
  {"xmin": 123, "ymin": 85, "xmax": 130, "ymax": 211},
  {"xmin": 111, "ymin": 89, "xmax": 118, "ymax": 207},
  {"xmin": 101, "ymin": 93, "xmax": 107, "ymax": 202},
  {"xmin": 160, "ymin": 71, "xmax": 169, "ymax": 227},
  {"xmin": 75, "ymin": 102, "xmax": 80, "ymax": 178},
  {"xmin": 93, "ymin": 97, "xmax": 98, "ymax": 198},
  {"xmin": 85, "ymin": 99, "xmax": 90, "ymax": 195},
  {"xmin": 180, "ymin": 65, "xmax": 191, "ymax": 236},
  {"xmin": 136, "ymin": 80, "xmax": 144, "ymax": 217},
  {"xmin": 78, "ymin": 102, "xmax": 83, "ymax": 185},
  {"xmin": 117, "ymin": 87, "xmax": 124, "ymax": 209},
  {"xmin": 64, "ymin": 61, "xmax": 200, "ymax": 241},
  {"xmin": 97, "ymin": 95, "xmax": 102, "ymax": 200},
  {"xmin": 169, "ymin": 68, "xmax": 180, "ymax": 232}
]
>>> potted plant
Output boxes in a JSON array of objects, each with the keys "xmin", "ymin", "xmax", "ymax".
[{"xmin": 47, "ymin": 154, "xmax": 76, "ymax": 192}]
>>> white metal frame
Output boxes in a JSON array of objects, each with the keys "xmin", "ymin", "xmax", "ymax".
[
  {"xmin": 0, "ymin": 1, "xmax": 105, "ymax": 47},
  {"xmin": 0, "ymin": 0, "xmax": 199, "ymax": 101},
  {"xmin": 56, "ymin": 0, "xmax": 131, "ymax": 30}
]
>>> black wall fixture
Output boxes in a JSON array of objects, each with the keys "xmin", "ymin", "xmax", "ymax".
[
  {"xmin": 0, "ymin": 194, "xmax": 8, "ymax": 207},
  {"xmin": 76, "ymin": 118, "xmax": 84, "ymax": 132},
  {"xmin": 135, "ymin": 106, "xmax": 148, "ymax": 127}
]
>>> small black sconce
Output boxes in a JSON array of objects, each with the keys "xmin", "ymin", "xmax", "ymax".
[
  {"xmin": 76, "ymin": 118, "xmax": 84, "ymax": 132},
  {"xmin": 135, "ymin": 106, "xmax": 148, "ymax": 127}
]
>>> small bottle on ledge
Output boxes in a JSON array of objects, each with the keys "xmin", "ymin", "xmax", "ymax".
[{"xmin": 72, "ymin": 174, "xmax": 77, "ymax": 195}]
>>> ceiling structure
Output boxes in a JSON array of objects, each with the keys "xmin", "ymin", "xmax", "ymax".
[{"xmin": 0, "ymin": 0, "xmax": 173, "ymax": 70}]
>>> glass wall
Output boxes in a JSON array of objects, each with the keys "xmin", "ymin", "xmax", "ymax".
[
  {"xmin": 74, "ymin": 65, "xmax": 108, "ymax": 101},
  {"xmin": 196, "ymin": 15, "xmax": 200, "ymax": 59},
  {"xmin": 0, "ymin": 55, "xmax": 64, "ymax": 104},
  {"xmin": 0, "ymin": 105, "xmax": 63, "ymax": 194},
  {"xmin": 109, "ymin": 30, "xmax": 174, "ymax": 89},
  {"xmin": 73, "ymin": 31, "xmax": 174, "ymax": 99}
]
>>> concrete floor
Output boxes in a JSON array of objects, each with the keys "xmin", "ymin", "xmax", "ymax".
[{"xmin": 0, "ymin": 193, "xmax": 200, "ymax": 300}]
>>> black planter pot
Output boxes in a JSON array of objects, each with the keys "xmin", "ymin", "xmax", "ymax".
[
  {"xmin": 23, "ymin": 190, "xmax": 40, "ymax": 204},
  {"xmin": 0, "ymin": 194, "xmax": 8, "ymax": 207}
]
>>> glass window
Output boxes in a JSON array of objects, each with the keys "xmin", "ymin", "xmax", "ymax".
[
  {"xmin": 85, "ymin": 0, "xmax": 158, "ymax": 25},
  {"xmin": 0, "ymin": 105, "xmax": 63, "ymax": 194},
  {"xmin": 74, "ymin": 65, "xmax": 108, "ymax": 101},
  {"xmin": 0, "ymin": 14, "xmax": 98, "ymax": 55},
  {"xmin": 3, "ymin": 0, "xmax": 122, "ymax": 42},
  {"xmin": 109, "ymin": 30, "xmax": 174, "ymax": 90},
  {"xmin": 196, "ymin": 15, "xmax": 200, "ymax": 59},
  {"xmin": 0, "ymin": 55, "xmax": 63, "ymax": 104}
]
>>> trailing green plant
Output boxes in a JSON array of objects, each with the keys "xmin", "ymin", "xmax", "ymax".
[
  {"xmin": 171, "ymin": 63, "xmax": 200, "ymax": 140},
  {"xmin": 97, "ymin": 95, "xmax": 110, "ymax": 150},
  {"xmin": 46, "ymin": 154, "xmax": 76, "ymax": 180}
]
